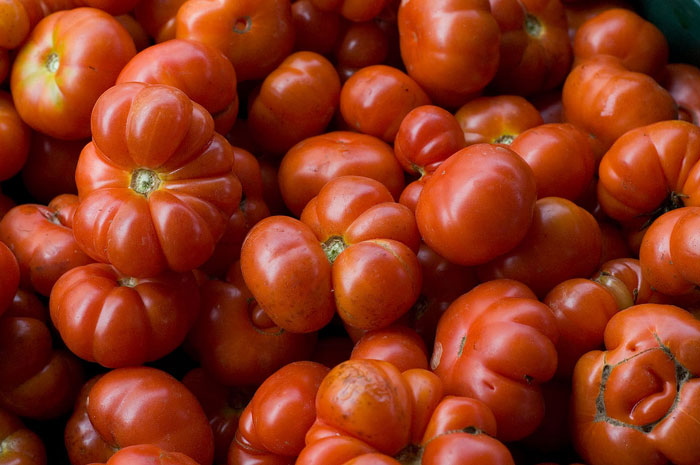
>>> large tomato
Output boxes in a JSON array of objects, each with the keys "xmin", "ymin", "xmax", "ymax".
[
  {"xmin": 10, "ymin": 7, "xmax": 136, "ymax": 140},
  {"xmin": 175, "ymin": 0, "xmax": 294, "ymax": 82},
  {"xmin": 416, "ymin": 143, "xmax": 537, "ymax": 266},
  {"xmin": 64, "ymin": 367, "xmax": 214, "ymax": 465},
  {"xmin": 572, "ymin": 304, "xmax": 700, "ymax": 465},
  {"xmin": 431, "ymin": 280, "xmax": 559, "ymax": 441},
  {"xmin": 72, "ymin": 82, "xmax": 241, "ymax": 278},
  {"xmin": 398, "ymin": 0, "xmax": 500, "ymax": 107},
  {"xmin": 117, "ymin": 38, "xmax": 239, "ymax": 135}
]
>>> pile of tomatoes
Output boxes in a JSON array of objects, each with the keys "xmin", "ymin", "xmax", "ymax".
[{"xmin": 1, "ymin": 0, "xmax": 700, "ymax": 464}]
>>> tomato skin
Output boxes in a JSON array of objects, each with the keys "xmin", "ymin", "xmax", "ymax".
[
  {"xmin": 0, "ymin": 242, "xmax": 19, "ymax": 317},
  {"xmin": 333, "ymin": 20, "xmax": 389, "ymax": 81},
  {"xmin": 340, "ymin": 65, "xmax": 430, "ymax": 143},
  {"xmin": 573, "ymin": 8, "xmax": 668, "ymax": 78},
  {"xmin": 455, "ymin": 95, "xmax": 544, "ymax": 146},
  {"xmin": 292, "ymin": 0, "xmax": 340, "ymax": 55},
  {"xmin": 0, "ymin": 313, "xmax": 52, "ymax": 392},
  {"xmin": 562, "ymin": 55, "xmax": 677, "ymax": 150},
  {"xmin": 21, "ymin": 133, "xmax": 83, "ymax": 204},
  {"xmin": 73, "ymin": 82, "xmax": 241, "ymax": 278},
  {"xmin": 134, "ymin": 0, "xmax": 188, "ymax": 43},
  {"xmin": 248, "ymin": 51, "xmax": 341, "ymax": 156},
  {"xmin": 489, "ymin": 0, "xmax": 572, "ymax": 96},
  {"xmin": 572, "ymin": 304, "xmax": 700, "ymax": 465},
  {"xmin": 310, "ymin": 0, "xmax": 387, "ymax": 22},
  {"xmin": 398, "ymin": 0, "xmax": 500, "ymax": 107},
  {"xmin": 117, "ymin": 38, "xmax": 239, "ymax": 135},
  {"xmin": 92, "ymin": 444, "xmax": 201, "ymax": 465},
  {"xmin": 10, "ymin": 7, "xmax": 136, "ymax": 140},
  {"xmin": 477, "ymin": 197, "xmax": 602, "ymax": 298},
  {"xmin": 393, "ymin": 105, "xmax": 465, "ymax": 177},
  {"xmin": 350, "ymin": 325, "xmax": 428, "ymax": 372},
  {"xmin": 416, "ymin": 144, "xmax": 537, "ymax": 266},
  {"xmin": 66, "ymin": 367, "xmax": 215, "ymax": 465},
  {"xmin": 0, "ymin": 91, "xmax": 30, "ymax": 182},
  {"xmin": 661, "ymin": 63, "xmax": 700, "ymax": 125},
  {"xmin": 0, "ymin": 407, "xmax": 46, "ymax": 465},
  {"xmin": 187, "ymin": 274, "xmax": 318, "ymax": 385},
  {"xmin": 597, "ymin": 120, "xmax": 700, "ymax": 224},
  {"xmin": 510, "ymin": 123, "xmax": 595, "ymax": 200},
  {"xmin": 0, "ymin": 203, "xmax": 94, "ymax": 296},
  {"xmin": 176, "ymin": 0, "xmax": 294, "ymax": 82},
  {"xmin": 431, "ymin": 279, "xmax": 559, "ymax": 442},
  {"xmin": 278, "ymin": 131, "xmax": 404, "ymax": 216}
]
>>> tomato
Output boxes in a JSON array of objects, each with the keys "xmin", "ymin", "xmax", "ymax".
[
  {"xmin": 0, "ymin": 0, "xmax": 30, "ymax": 49},
  {"xmin": 176, "ymin": 0, "xmax": 294, "ymax": 82},
  {"xmin": 91, "ymin": 444, "xmax": 200, "ymax": 465},
  {"xmin": 299, "ymin": 360, "xmax": 514, "ymax": 465},
  {"xmin": 572, "ymin": 304, "xmax": 700, "ymax": 465},
  {"xmin": 20, "ymin": 132, "xmax": 83, "ymax": 204},
  {"xmin": 573, "ymin": 8, "xmax": 668, "ymax": 78},
  {"xmin": 416, "ymin": 143, "xmax": 537, "ymax": 266},
  {"xmin": 477, "ymin": 197, "xmax": 602, "ymax": 298},
  {"xmin": 509, "ymin": 123, "xmax": 595, "ymax": 200},
  {"xmin": 592, "ymin": 257, "xmax": 665, "ymax": 309},
  {"xmin": 310, "ymin": 0, "xmax": 387, "ymax": 22},
  {"xmin": 292, "ymin": 0, "xmax": 340, "ymax": 55},
  {"xmin": 660, "ymin": 63, "xmax": 700, "ymax": 125},
  {"xmin": 72, "ymin": 82, "xmax": 241, "ymax": 278},
  {"xmin": 182, "ymin": 368, "xmax": 252, "ymax": 464},
  {"xmin": 187, "ymin": 269, "xmax": 317, "ymax": 386},
  {"xmin": 243, "ymin": 176, "xmax": 421, "ymax": 333},
  {"xmin": 0, "ymin": 407, "xmax": 46, "ymax": 464},
  {"xmin": 65, "ymin": 367, "xmax": 214, "ymax": 465},
  {"xmin": 117, "ymin": 38, "xmax": 239, "ymax": 135},
  {"xmin": 248, "ymin": 51, "xmax": 341, "ymax": 156},
  {"xmin": 10, "ymin": 7, "xmax": 136, "ymax": 140},
  {"xmin": 398, "ymin": 0, "xmax": 500, "ymax": 107},
  {"xmin": 431, "ymin": 279, "xmax": 559, "ymax": 441},
  {"xmin": 350, "ymin": 325, "xmax": 428, "ymax": 372},
  {"xmin": 134, "ymin": 0, "xmax": 188, "ymax": 42},
  {"xmin": 230, "ymin": 361, "xmax": 329, "ymax": 464},
  {"xmin": 488, "ymin": 0, "xmax": 572, "ymax": 96},
  {"xmin": 455, "ymin": 95, "xmax": 544, "ymax": 146},
  {"xmin": 564, "ymin": 0, "xmax": 633, "ymax": 42},
  {"xmin": 562, "ymin": 55, "xmax": 677, "ymax": 150},
  {"xmin": 333, "ymin": 19, "xmax": 389, "ymax": 81},
  {"xmin": 597, "ymin": 120, "xmax": 700, "ymax": 224},
  {"xmin": 0, "ymin": 202, "xmax": 94, "ymax": 296},
  {"xmin": 278, "ymin": 131, "xmax": 404, "ymax": 216},
  {"xmin": 393, "ymin": 105, "xmax": 465, "ymax": 177},
  {"xmin": 339, "ymin": 65, "xmax": 430, "ymax": 143},
  {"xmin": 0, "ymin": 241, "xmax": 19, "ymax": 316},
  {"xmin": 0, "ymin": 91, "xmax": 30, "ymax": 182}
]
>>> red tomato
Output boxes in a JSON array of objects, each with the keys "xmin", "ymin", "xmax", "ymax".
[
  {"xmin": 248, "ymin": 51, "xmax": 341, "ymax": 156},
  {"xmin": 0, "ymin": 241, "xmax": 19, "ymax": 316},
  {"xmin": 64, "ymin": 367, "xmax": 214, "ymax": 465},
  {"xmin": 455, "ymin": 95, "xmax": 544, "ymax": 146},
  {"xmin": 310, "ymin": 0, "xmax": 387, "ymax": 22},
  {"xmin": 0, "ymin": 91, "xmax": 30, "ymax": 181},
  {"xmin": 72, "ymin": 82, "xmax": 241, "ymax": 278},
  {"xmin": 0, "ymin": 0, "xmax": 30, "ymax": 49},
  {"xmin": 0, "ymin": 202, "xmax": 94, "ymax": 296},
  {"xmin": 398, "ymin": 0, "xmax": 500, "ymax": 107},
  {"xmin": 292, "ymin": 0, "xmax": 340, "ymax": 55},
  {"xmin": 339, "ymin": 65, "xmax": 430, "ymax": 143},
  {"xmin": 477, "ymin": 197, "xmax": 602, "ymax": 298},
  {"xmin": 278, "ymin": 131, "xmax": 404, "ymax": 216},
  {"xmin": 10, "ymin": 7, "xmax": 136, "ymax": 140},
  {"xmin": 350, "ymin": 325, "xmax": 428, "ymax": 372},
  {"xmin": 573, "ymin": 8, "xmax": 668, "ymax": 78},
  {"xmin": 572, "ymin": 304, "xmax": 700, "ymax": 465},
  {"xmin": 117, "ymin": 38, "xmax": 239, "ymax": 135},
  {"xmin": 431, "ymin": 280, "xmax": 559, "ymax": 441},
  {"xmin": 0, "ymin": 407, "xmax": 46, "ymax": 464},
  {"xmin": 176, "ymin": 0, "xmax": 294, "ymax": 82},
  {"xmin": 416, "ymin": 144, "xmax": 537, "ymax": 266},
  {"xmin": 91, "ymin": 444, "xmax": 200, "ymax": 465},
  {"xmin": 333, "ymin": 19, "xmax": 389, "ymax": 81}
]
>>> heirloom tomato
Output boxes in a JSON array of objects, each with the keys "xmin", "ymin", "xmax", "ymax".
[
  {"xmin": 64, "ymin": 367, "xmax": 214, "ymax": 465},
  {"xmin": 176, "ymin": 0, "xmax": 294, "ymax": 82},
  {"xmin": 72, "ymin": 82, "xmax": 241, "ymax": 278},
  {"xmin": 10, "ymin": 7, "xmax": 136, "ymax": 140},
  {"xmin": 398, "ymin": 0, "xmax": 500, "ymax": 107},
  {"xmin": 431, "ymin": 280, "xmax": 559, "ymax": 441},
  {"xmin": 572, "ymin": 304, "xmax": 700, "ymax": 465},
  {"xmin": 117, "ymin": 39, "xmax": 239, "ymax": 135},
  {"xmin": 416, "ymin": 144, "xmax": 537, "ymax": 266}
]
